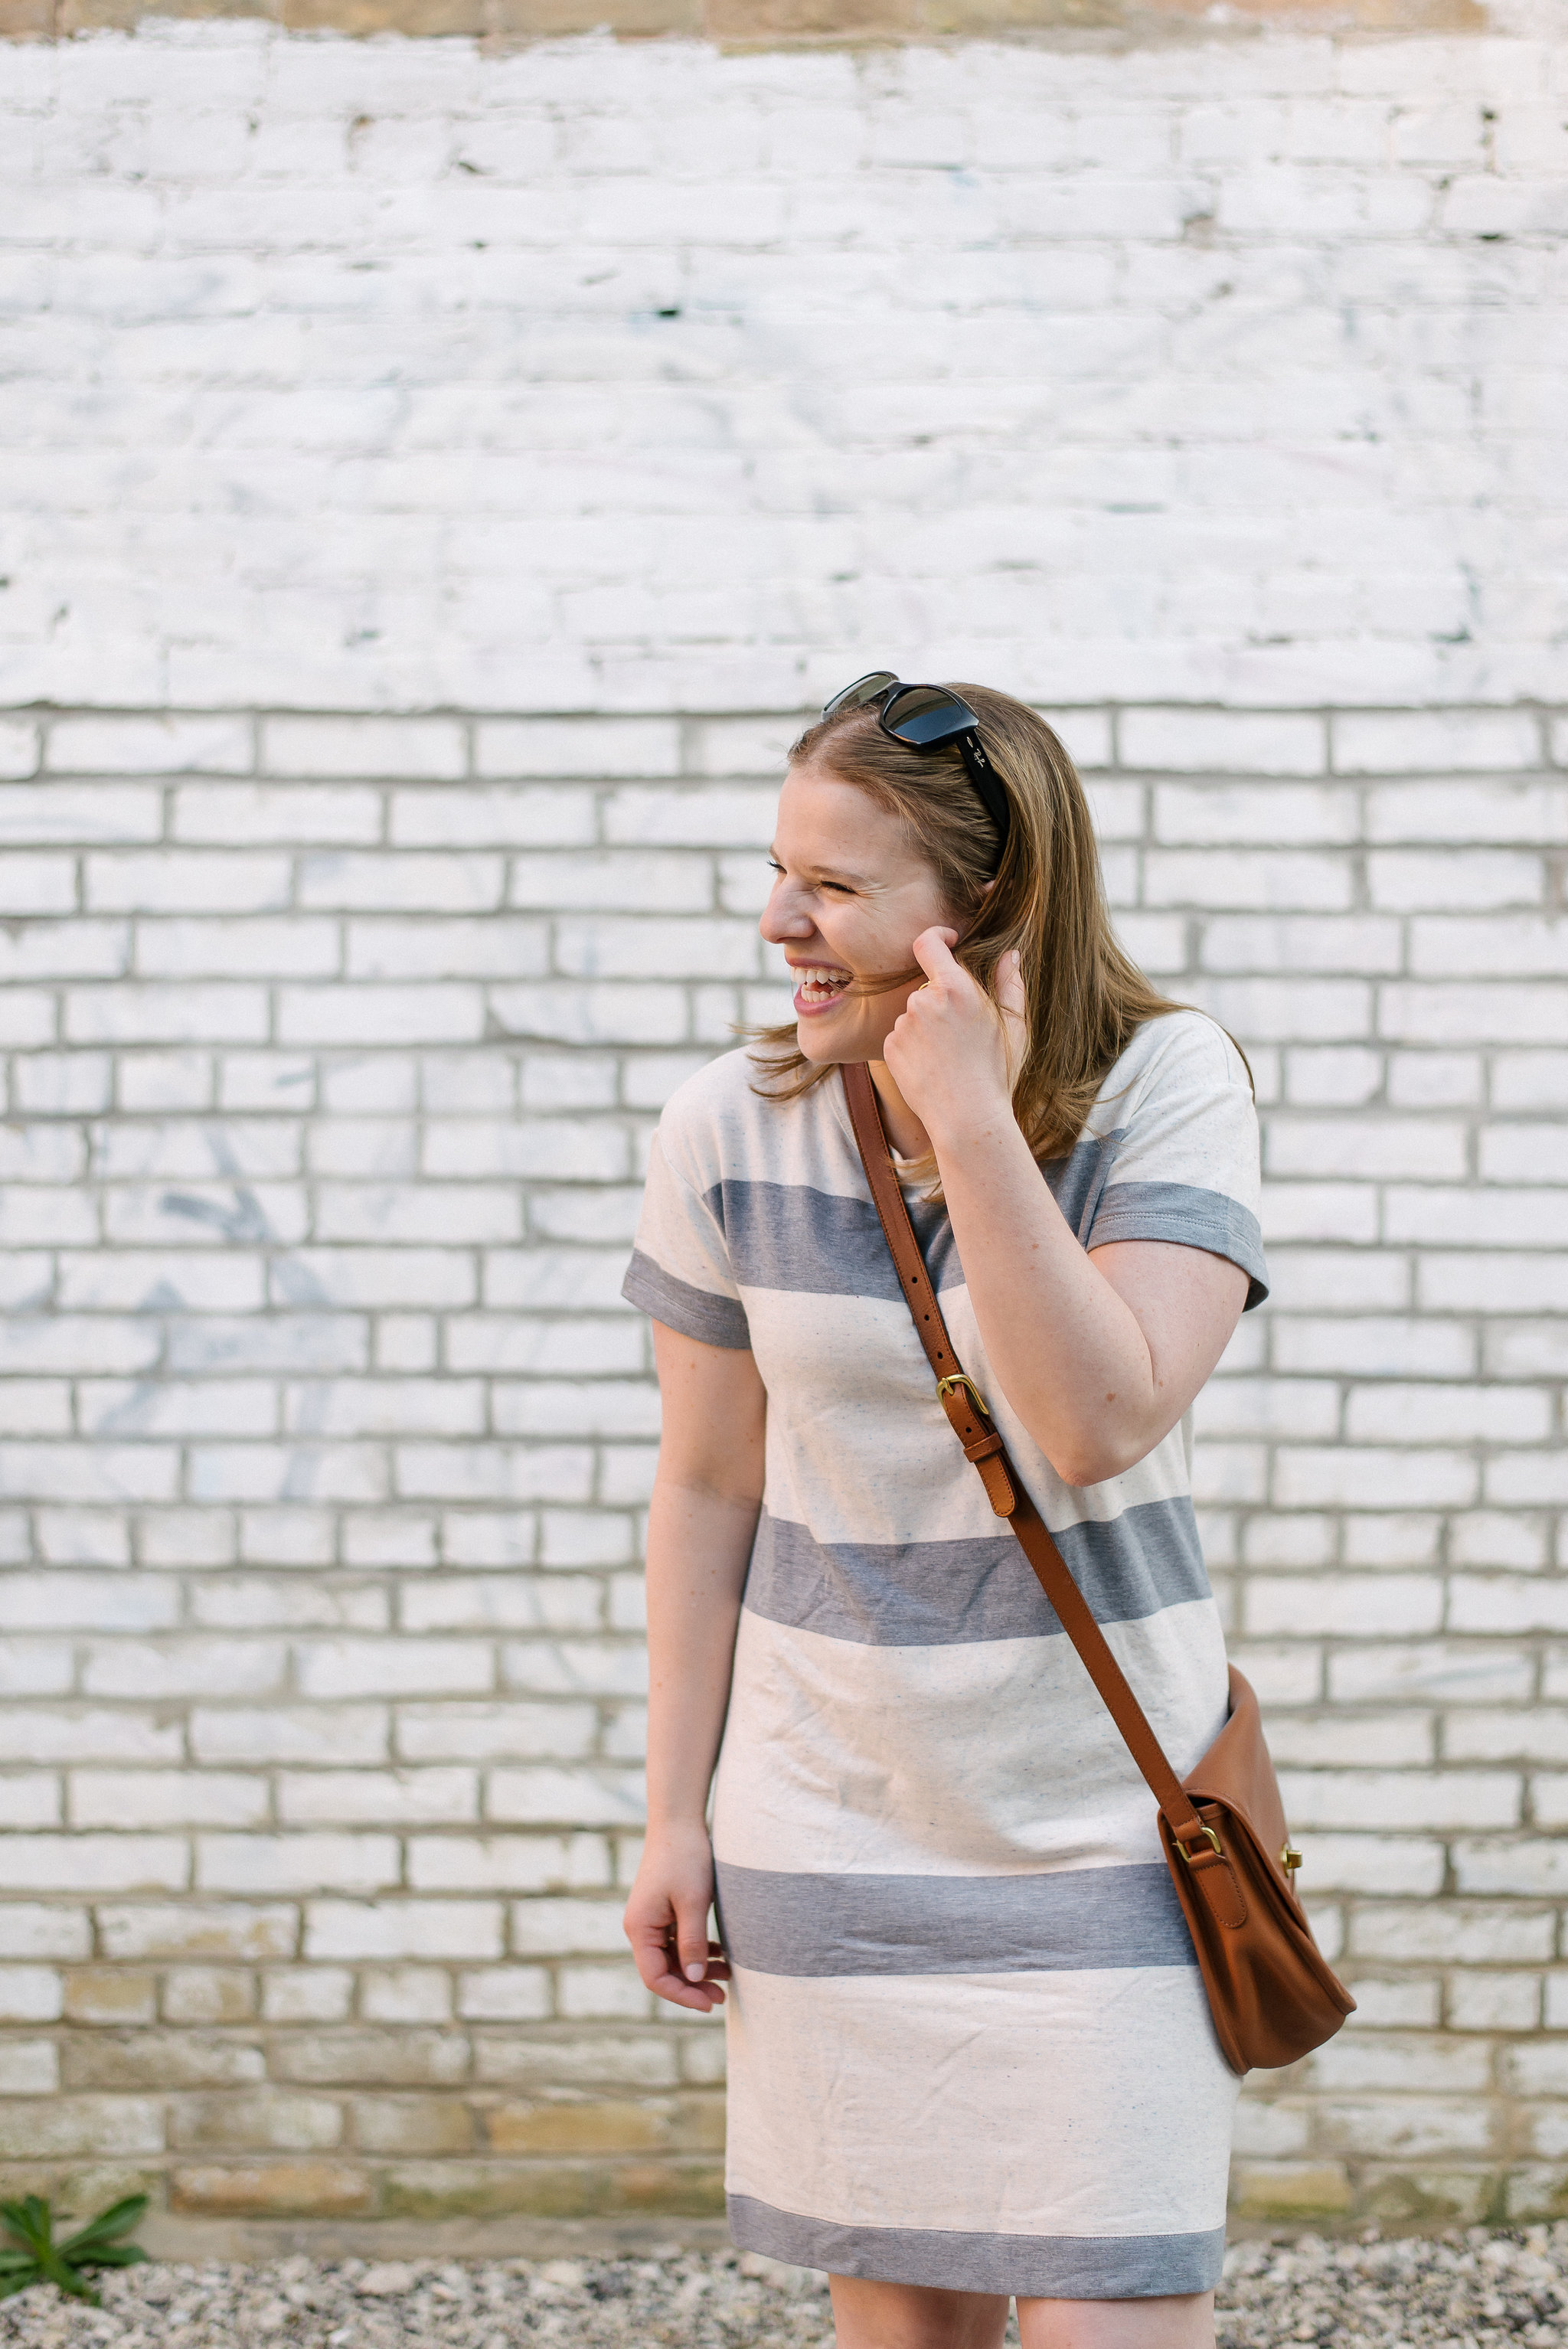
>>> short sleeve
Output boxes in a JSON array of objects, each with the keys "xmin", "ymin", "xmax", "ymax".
[
  {"xmin": 622, "ymin": 1129, "xmax": 753, "ymax": 1351},
  {"xmin": 1086, "ymin": 1015, "xmax": 1269, "ymax": 1310}
]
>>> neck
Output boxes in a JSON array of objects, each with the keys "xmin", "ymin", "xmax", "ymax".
[{"xmin": 867, "ymin": 1060, "xmax": 930, "ymax": 1160}]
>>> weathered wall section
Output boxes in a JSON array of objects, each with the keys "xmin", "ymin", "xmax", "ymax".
[
  {"xmin": 2, "ymin": 24, "xmax": 1566, "ymax": 718},
  {"xmin": 2, "ymin": 18, "xmax": 1568, "ymax": 2245},
  {"xmin": 2, "ymin": 699, "xmax": 1566, "ymax": 2236}
]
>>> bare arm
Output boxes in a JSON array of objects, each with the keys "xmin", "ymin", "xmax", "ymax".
[
  {"xmin": 935, "ymin": 1113, "xmax": 1247, "ymax": 1484},
  {"xmin": 884, "ymin": 936, "xmax": 1249, "ymax": 1488},
  {"xmin": 623, "ymin": 1322, "xmax": 766, "ymax": 2013}
]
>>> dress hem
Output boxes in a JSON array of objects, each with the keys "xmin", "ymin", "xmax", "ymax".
[{"xmin": 727, "ymin": 2193, "xmax": 1227, "ymax": 2298}]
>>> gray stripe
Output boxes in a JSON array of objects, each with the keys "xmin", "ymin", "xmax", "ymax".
[
  {"xmin": 727, "ymin": 2197, "xmax": 1227, "ymax": 2298},
  {"xmin": 742, "ymin": 1496, "xmax": 1210, "ymax": 1648},
  {"xmin": 1089, "ymin": 1180, "xmax": 1269, "ymax": 1310},
  {"xmin": 707, "ymin": 1140, "xmax": 1122, "ymax": 1303},
  {"xmin": 622, "ymin": 1250, "xmax": 751, "ymax": 1350},
  {"xmin": 715, "ymin": 1861, "xmax": 1196, "ymax": 1978}
]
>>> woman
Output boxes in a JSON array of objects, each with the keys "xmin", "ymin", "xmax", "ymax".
[{"xmin": 621, "ymin": 678, "xmax": 1266, "ymax": 2349}]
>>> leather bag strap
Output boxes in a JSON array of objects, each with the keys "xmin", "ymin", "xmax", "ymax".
[{"xmin": 841, "ymin": 1060, "xmax": 1213, "ymax": 1854}]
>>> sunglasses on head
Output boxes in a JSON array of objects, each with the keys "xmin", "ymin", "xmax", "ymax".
[{"xmin": 822, "ymin": 671, "xmax": 1011, "ymax": 861}]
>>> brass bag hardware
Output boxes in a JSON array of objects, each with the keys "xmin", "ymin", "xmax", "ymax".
[{"xmin": 936, "ymin": 1372, "xmax": 990, "ymax": 1416}]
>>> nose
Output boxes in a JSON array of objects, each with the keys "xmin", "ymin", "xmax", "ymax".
[{"xmin": 760, "ymin": 873, "xmax": 814, "ymax": 946}]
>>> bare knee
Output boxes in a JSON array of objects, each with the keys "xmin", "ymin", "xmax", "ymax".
[{"xmin": 828, "ymin": 2275, "xmax": 1011, "ymax": 2349}]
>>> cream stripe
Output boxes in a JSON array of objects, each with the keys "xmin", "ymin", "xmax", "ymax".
[
  {"xmin": 711, "ymin": 1599, "xmax": 1229, "ymax": 1877},
  {"xmin": 724, "ymin": 1965, "xmax": 1237, "ymax": 2240}
]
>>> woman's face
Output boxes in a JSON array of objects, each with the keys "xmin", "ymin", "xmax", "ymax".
[{"xmin": 760, "ymin": 760, "xmax": 956, "ymax": 1066}]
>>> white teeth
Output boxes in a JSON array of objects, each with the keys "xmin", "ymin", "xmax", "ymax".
[{"xmin": 795, "ymin": 965, "xmax": 851, "ymax": 992}]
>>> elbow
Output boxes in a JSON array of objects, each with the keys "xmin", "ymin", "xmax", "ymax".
[
  {"xmin": 1048, "ymin": 1446, "xmax": 1128, "ymax": 1491},
  {"xmin": 1044, "ymin": 1427, "xmax": 1157, "ymax": 1490}
]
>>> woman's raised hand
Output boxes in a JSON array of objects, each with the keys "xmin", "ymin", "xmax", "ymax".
[{"xmin": 882, "ymin": 933, "xmax": 1027, "ymax": 1144}]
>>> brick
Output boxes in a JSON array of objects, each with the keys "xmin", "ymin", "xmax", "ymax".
[
  {"xmin": 1272, "ymin": 1452, "xmax": 1476, "ymax": 1511},
  {"xmin": 0, "ymin": 1835, "xmax": 188, "ymax": 1893},
  {"xmin": 476, "ymin": 719, "xmax": 679, "ymax": 779},
  {"xmin": 0, "ymin": 785, "xmax": 162, "ymax": 845},
  {"xmin": 359, "ymin": 1966, "xmax": 453, "ymax": 2025},
  {"xmin": 1208, "ymin": 916, "xmax": 1401, "ymax": 976},
  {"xmin": 1449, "ymin": 1972, "xmax": 1542, "ymax": 2032},
  {"xmin": 47, "ymin": 715, "xmax": 252, "ymax": 776},
  {"xmin": 65, "ymin": 982, "xmax": 269, "ymax": 1047},
  {"xmin": 261, "ymin": 1968, "xmax": 354, "ymax": 2025},
  {"xmin": 135, "ymin": 914, "xmax": 338, "ymax": 981},
  {"xmin": 262, "ymin": 717, "xmax": 464, "ymax": 780},
  {"xmin": 168, "ymin": 2085, "xmax": 341, "ymax": 2151},
  {"xmin": 395, "ymin": 1702, "xmax": 595, "ymax": 1763},
  {"xmin": 1366, "ymin": 781, "xmax": 1568, "ymax": 846},
  {"xmin": 170, "ymin": 2160, "xmax": 371, "ymax": 2217},
  {"xmin": 1328, "ymin": 1642, "xmax": 1533, "ymax": 1707},
  {"xmin": 0, "ymin": 720, "xmax": 41, "ymax": 780},
  {"xmin": 0, "ymin": 2043, "xmax": 58, "ymax": 2096},
  {"xmin": 63, "ymin": 1969, "xmax": 157, "ymax": 2026},
  {"xmin": 1267, "ymin": 1117, "xmax": 1466, "ymax": 1182},
  {"xmin": 390, "ymin": 785, "xmax": 596, "ymax": 849},
  {"xmin": 173, "ymin": 783, "xmax": 381, "ymax": 846},
  {"xmin": 1453, "ymin": 1839, "xmax": 1568, "ymax": 1897},
  {"xmin": 1334, "ymin": 710, "xmax": 1541, "ymax": 773},
  {"xmin": 0, "ymin": 1966, "xmax": 64, "ymax": 2024},
  {"xmin": 408, "ymin": 1833, "xmax": 609, "ymax": 1893},
  {"xmin": 1278, "ymin": 1769, "xmax": 1518, "ymax": 1832},
  {"xmin": 1145, "ymin": 850, "xmax": 1352, "ymax": 913},
  {"xmin": 486, "ymin": 1766, "xmax": 645, "ymax": 1828},
  {"xmin": 67, "ymin": 2031, "xmax": 265, "ymax": 2093},
  {"xmin": 0, "ymin": 2098, "xmax": 164, "ymax": 2160},
  {"xmin": 96, "ymin": 1905, "xmax": 298, "ymax": 1963},
  {"xmin": 278, "ymin": 1768, "xmax": 476, "ymax": 1825},
  {"xmin": 87, "ymin": 848, "xmax": 292, "ymax": 914},
  {"xmin": 1367, "ymin": 849, "xmax": 1545, "ymax": 910},
  {"xmin": 1118, "ymin": 710, "xmax": 1325, "ymax": 776},
  {"xmin": 1348, "ymin": 1384, "xmax": 1551, "ymax": 1444},
  {"xmin": 70, "ymin": 1771, "xmax": 267, "ymax": 1830},
  {"xmin": 303, "ymin": 1901, "xmax": 505, "ymax": 1963},
  {"xmin": 455, "ymin": 1968, "xmax": 553, "ymax": 2024},
  {"xmin": 162, "ymin": 1968, "xmax": 259, "ymax": 2027}
]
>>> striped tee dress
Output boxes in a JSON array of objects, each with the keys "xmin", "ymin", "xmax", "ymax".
[{"xmin": 622, "ymin": 1008, "xmax": 1268, "ymax": 2301}]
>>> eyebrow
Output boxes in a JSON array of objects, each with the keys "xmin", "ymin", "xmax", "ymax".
[{"xmin": 769, "ymin": 847, "xmax": 871, "ymax": 888}]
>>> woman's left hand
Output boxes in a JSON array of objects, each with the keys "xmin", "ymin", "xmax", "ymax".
[{"xmin": 881, "ymin": 932, "xmax": 1027, "ymax": 1144}]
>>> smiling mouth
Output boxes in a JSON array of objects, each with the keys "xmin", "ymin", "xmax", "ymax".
[{"xmin": 791, "ymin": 963, "xmax": 854, "ymax": 1014}]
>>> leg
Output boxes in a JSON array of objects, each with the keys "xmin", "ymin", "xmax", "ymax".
[
  {"xmin": 828, "ymin": 2275, "xmax": 1011, "ymax": 2349},
  {"xmin": 1018, "ymin": 2291, "xmax": 1214, "ymax": 2349}
]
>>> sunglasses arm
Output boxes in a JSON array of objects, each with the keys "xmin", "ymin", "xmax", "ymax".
[{"xmin": 957, "ymin": 732, "xmax": 1011, "ymax": 854}]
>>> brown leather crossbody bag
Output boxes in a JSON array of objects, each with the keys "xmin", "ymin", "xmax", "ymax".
[{"xmin": 842, "ymin": 1060, "xmax": 1355, "ymax": 2076}]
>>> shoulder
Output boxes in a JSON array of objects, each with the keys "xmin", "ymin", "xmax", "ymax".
[
  {"xmin": 1089, "ymin": 1010, "xmax": 1252, "ymax": 1129},
  {"xmin": 648, "ymin": 1045, "xmax": 791, "ymax": 1189}
]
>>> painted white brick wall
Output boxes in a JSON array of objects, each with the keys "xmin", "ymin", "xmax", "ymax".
[
  {"xmin": 3, "ymin": 21, "xmax": 1568, "ymax": 717},
  {"xmin": 1, "ymin": 698, "xmax": 1565, "ymax": 2231},
  {"xmin": 2, "ymin": 13, "xmax": 1567, "ymax": 2238}
]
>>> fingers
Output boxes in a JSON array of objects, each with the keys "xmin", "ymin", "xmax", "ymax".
[
  {"xmin": 624, "ymin": 1896, "xmax": 728, "ymax": 2014},
  {"xmin": 996, "ymin": 947, "xmax": 1027, "ymax": 1021},
  {"xmin": 675, "ymin": 1893, "xmax": 717, "ymax": 1985},
  {"xmin": 910, "ymin": 926, "xmax": 960, "ymax": 982}
]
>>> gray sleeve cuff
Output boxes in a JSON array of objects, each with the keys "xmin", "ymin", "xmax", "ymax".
[
  {"xmin": 622, "ymin": 1249, "xmax": 753, "ymax": 1349},
  {"xmin": 1086, "ymin": 1181, "xmax": 1269, "ymax": 1311}
]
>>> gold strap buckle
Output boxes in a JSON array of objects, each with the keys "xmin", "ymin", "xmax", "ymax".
[
  {"xmin": 1281, "ymin": 1842, "xmax": 1302, "ymax": 1883},
  {"xmin": 1174, "ymin": 1821, "xmax": 1223, "ymax": 1867},
  {"xmin": 936, "ymin": 1372, "xmax": 990, "ymax": 1417}
]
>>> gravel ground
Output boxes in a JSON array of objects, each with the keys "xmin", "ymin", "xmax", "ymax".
[{"xmin": 2, "ymin": 2230, "xmax": 1566, "ymax": 2347}]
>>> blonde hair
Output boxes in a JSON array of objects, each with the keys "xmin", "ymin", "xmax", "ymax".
[{"xmin": 750, "ymin": 682, "xmax": 1188, "ymax": 1172}]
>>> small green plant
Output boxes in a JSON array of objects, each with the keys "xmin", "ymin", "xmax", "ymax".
[{"xmin": 0, "ymin": 2194, "xmax": 150, "ymax": 2305}]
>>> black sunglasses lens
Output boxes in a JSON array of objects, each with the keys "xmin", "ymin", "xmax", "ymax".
[
  {"xmin": 881, "ymin": 684, "xmax": 975, "ymax": 746},
  {"xmin": 823, "ymin": 669, "xmax": 900, "ymax": 720}
]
